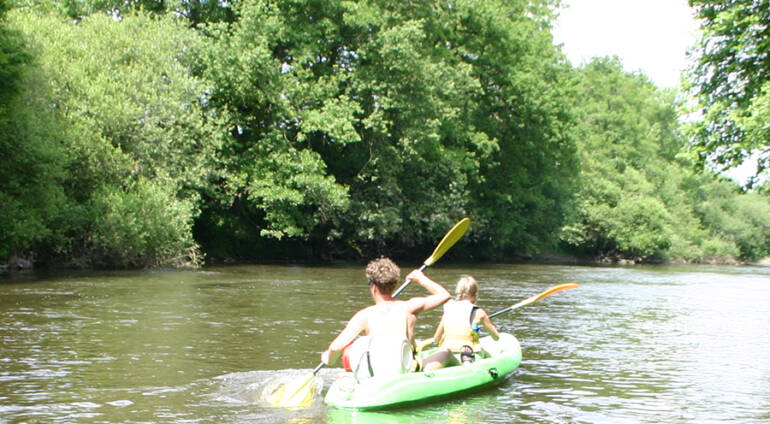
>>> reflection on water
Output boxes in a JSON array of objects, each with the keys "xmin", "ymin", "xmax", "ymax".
[
  {"xmin": 1, "ymin": 264, "xmax": 769, "ymax": 423},
  {"xmin": 324, "ymin": 392, "xmax": 499, "ymax": 424}
]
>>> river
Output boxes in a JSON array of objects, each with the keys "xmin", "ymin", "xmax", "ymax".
[{"xmin": 1, "ymin": 263, "xmax": 769, "ymax": 423}]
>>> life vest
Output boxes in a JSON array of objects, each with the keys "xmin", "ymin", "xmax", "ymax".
[
  {"xmin": 340, "ymin": 302, "xmax": 414, "ymax": 380},
  {"xmin": 439, "ymin": 299, "xmax": 480, "ymax": 351}
]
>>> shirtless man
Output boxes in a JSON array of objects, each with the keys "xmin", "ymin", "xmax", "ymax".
[{"xmin": 320, "ymin": 257, "xmax": 451, "ymax": 370}]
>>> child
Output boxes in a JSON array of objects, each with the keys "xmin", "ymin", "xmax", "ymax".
[{"xmin": 421, "ymin": 275, "xmax": 500, "ymax": 371}]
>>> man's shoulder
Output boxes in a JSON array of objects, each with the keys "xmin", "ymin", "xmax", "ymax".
[{"xmin": 402, "ymin": 295, "xmax": 430, "ymax": 310}]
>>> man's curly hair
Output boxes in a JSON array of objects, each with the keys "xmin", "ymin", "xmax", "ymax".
[{"xmin": 365, "ymin": 257, "xmax": 400, "ymax": 295}]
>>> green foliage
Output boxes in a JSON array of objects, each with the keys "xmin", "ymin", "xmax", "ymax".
[
  {"xmin": 3, "ymin": 0, "xmax": 768, "ymax": 268},
  {"xmin": 247, "ymin": 150, "xmax": 351, "ymax": 239},
  {"xmin": 564, "ymin": 56, "xmax": 770, "ymax": 262},
  {"xmin": 201, "ymin": 0, "xmax": 352, "ymax": 244},
  {"xmin": 693, "ymin": 176, "xmax": 770, "ymax": 260},
  {"xmin": 0, "ymin": 0, "xmax": 72, "ymax": 262},
  {"xmin": 562, "ymin": 58, "xmax": 679, "ymax": 260},
  {"xmin": 16, "ymin": 11, "xmax": 225, "ymax": 194},
  {"xmin": 91, "ymin": 178, "xmax": 199, "ymax": 267},
  {"xmin": 201, "ymin": 0, "xmax": 575, "ymax": 259},
  {"xmin": 0, "ymin": 102, "xmax": 75, "ymax": 262},
  {"xmin": 685, "ymin": 0, "xmax": 770, "ymax": 183},
  {"xmin": 4, "ymin": 9, "xmax": 220, "ymax": 267},
  {"xmin": 16, "ymin": 0, "xmax": 235, "ymax": 25},
  {"xmin": 0, "ymin": 0, "xmax": 27, "ymax": 107}
]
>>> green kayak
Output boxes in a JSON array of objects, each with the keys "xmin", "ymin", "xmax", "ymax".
[{"xmin": 324, "ymin": 333, "xmax": 522, "ymax": 410}]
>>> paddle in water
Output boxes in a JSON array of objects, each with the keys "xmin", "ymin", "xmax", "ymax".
[
  {"xmin": 263, "ymin": 363, "xmax": 324, "ymax": 408},
  {"xmin": 268, "ymin": 217, "xmax": 471, "ymax": 408}
]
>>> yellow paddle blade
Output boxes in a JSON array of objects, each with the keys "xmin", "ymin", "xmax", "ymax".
[
  {"xmin": 265, "ymin": 373, "xmax": 320, "ymax": 409},
  {"xmin": 490, "ymin": 282, "xmax": 579, "ymax": 318},
  {"xmin": 392, "ymin": 217, "xmax": 471, "ymax": 298},
  {"xmin": 528, "ymin": 282, "xmax": 579, "ymax": 304},
  {"xmin": 265, "ymin": 384, "xmax": 285, "ymax": 406},
  {"xmin": 424, "ymin": 218, "xmax": 471, "ymax": 266}
]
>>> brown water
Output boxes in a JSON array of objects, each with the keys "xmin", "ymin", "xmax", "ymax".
[{"xmin": 1, "ymin": 263, "xmax": 769, "ymax": 423}]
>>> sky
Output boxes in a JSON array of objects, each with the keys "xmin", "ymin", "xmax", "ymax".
[{"xmin": 551, "ymin": 0, "xmax": 701, "ymax": 89}]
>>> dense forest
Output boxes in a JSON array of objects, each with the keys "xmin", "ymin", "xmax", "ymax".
[{"xmin": 1, "ymin": 0, "xmax": 768, "ymax": 270}]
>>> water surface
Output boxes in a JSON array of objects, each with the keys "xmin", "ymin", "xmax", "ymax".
[{"xmin": 1, "ymin": 264, "xmax": 768, "ymax": 423}]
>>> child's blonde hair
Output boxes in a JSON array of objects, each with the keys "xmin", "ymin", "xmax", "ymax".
[{"xmin": 455, "ymin": 275, "xmax": 478, "ymax": 300}]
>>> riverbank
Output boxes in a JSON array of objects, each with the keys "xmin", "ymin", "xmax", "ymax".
[
  {"xmin": 520, "ymin": 251, "xmax": 763, "ymax": 266},
  {"xmin": 3, "ymin": 250, "xmax": 768, "ymax": 277}
]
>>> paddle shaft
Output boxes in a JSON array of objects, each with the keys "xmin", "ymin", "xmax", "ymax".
[
  {"xmin": 489, "ymin": 299, "xmax": 529, "ymax": 318},
  {"xmin": 391, "ymin": 264, "xmax": 426, "ymax": 298}
]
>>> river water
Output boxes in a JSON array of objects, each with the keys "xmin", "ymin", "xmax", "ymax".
[{"xmin": 1, "ymin": 263, "xmax": 769, "ymax": 423}]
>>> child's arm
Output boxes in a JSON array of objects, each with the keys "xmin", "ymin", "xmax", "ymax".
[{"xmin": 478, "ymin": 309, "xmax": 500, "ymax": 340}]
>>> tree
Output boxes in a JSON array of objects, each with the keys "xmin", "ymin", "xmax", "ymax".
[
  {"xmin": 0, "ymin": 0, "xmax": 71, "ymax": 265},
  {"xmin": 693, "ymin": 176, "xmax": 770, "ymax": 260},
  {"xmin": 685, "ymin": 0, "xmax": 770, "ymax": 184},
  {"xmin": 563, "ymin": 56, "xmax": 769, "ymax": 263},
  {"xmin": 562, "ymin": 58, "xmax": 684, "ymax": 260},
  {"xmin": 0, "ymin": 0, "xmax": 26, "ymax": 106},
  {"xmin": 8, "ymin": 10, "xmax": 224, "ymax": 267},
  {"xmin": 15, "ymin": 0, "xmax": 236, "ymax": 25},
  {"xmin": 200, "ymin": 0, "xmax": 576, "ymax": 260}
]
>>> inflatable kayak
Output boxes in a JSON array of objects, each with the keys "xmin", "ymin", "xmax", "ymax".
[{"xmin": 324, "ymin": 333, "xmax": 522, "ymax": 410}]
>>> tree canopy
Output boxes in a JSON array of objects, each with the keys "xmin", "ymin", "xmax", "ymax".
[
  {"xmin": 686, "ymin": 0, "xmax": 770, "ymax": 184},
  {"xmin": 0, "ymin": 0, "xmax": 768, "ymax": 270},
  {"xmin": 197, "ymin": 0, "xmax": 576, "ymax": 259},
  {"xmin": 563, "ymin": 57, "xmax": 769, "ymax": 262}
]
